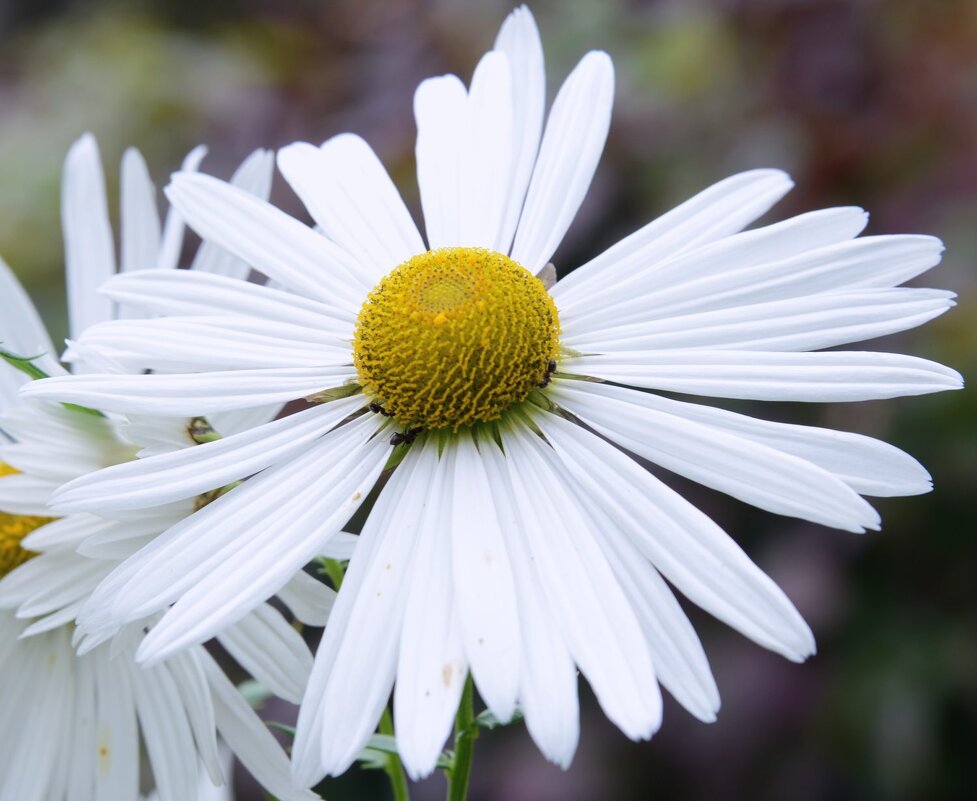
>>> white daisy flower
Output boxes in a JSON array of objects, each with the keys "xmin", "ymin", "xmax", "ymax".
[
  {"xmin": 26, "ymin": 6, "xmax": 962, "ymax": 785},
  {"xmin": 0, "ymin": 135, "xmax": 327, "ymax": 800}
]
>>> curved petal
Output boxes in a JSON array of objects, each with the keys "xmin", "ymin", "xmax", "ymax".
[
  {"xmin": 510, "ymin": 51, "xmax": 614, "ymax": 274},
  {"xmin": 278, "ymin": 136, "xmax": 424, "ymax": 280},
  {"xmin": 552, "ymin": 169, "xmax": 794, "ymax": 309},
  {"xmin": 566, "ymin": 349, "xmax": 963, "ymax": 402},
  {"xmin": 533, "ymin": 410, "xmax": 815, "ymax": 661}
]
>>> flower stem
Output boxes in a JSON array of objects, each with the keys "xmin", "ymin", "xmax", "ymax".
[
  {"xmin": 446, "ymin": 674, "xmax": 478, "ymax": 801},
  {"xmin": 380, "ymin": 707, "xmax": 410, "ymax": 801}
]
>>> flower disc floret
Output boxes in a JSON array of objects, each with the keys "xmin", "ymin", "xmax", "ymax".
[{"xmin": 353, "ymin": 247, "xmax": 560, "ymax": 430}]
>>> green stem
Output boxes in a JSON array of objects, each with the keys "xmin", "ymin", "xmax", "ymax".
[
  {"xmin": 446, "ymin": 675, "xmax": 477, "ymax": 801},
  {"xmin": 379, "ymin": 707, "xmax": 410, "ymax": 801}
]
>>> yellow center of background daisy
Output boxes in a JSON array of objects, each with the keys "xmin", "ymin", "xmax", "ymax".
[
  {"xmin": 0, "ymin": 463, "xmax": 53, "ymax": 578},
  {"xmin": 353, "ymin": 247, "xmax": 560, "ymax": 431}
]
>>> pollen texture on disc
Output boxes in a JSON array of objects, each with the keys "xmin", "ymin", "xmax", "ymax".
[{"xmin": 353, "ymin": 247, "xmax": 560, "ymax": 430}]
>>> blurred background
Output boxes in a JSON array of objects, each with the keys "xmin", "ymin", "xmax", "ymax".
[{"xmin": 0, "ymin": 0, "xmax": 974, "ymax": 799}]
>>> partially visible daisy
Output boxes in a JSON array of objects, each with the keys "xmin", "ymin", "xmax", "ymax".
[
  {"xmin": 28, "ymin": 5, "xmax": 962, "ymax": 785},
  {"xmin": 0, "ymin": 135, "xmax": 327, "ymax": 801}
]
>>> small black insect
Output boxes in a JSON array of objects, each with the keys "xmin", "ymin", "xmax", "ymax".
[
  {"xmin": 538, "ymin": 358, "xmax": 558, "ymax": 388},
  {"xmin": 390, "ymin": 427, "xmax": 422, "ymax": 446},
  {"xmin": 369, "ymin": 402, "xmax": 393, "ymax": 416}
]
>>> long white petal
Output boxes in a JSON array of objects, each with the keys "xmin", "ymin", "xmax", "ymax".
[
  {"xmin": 98, "ymin": 269, "xmax": 353, "ymax": 336},
  {"xmin": 510, "ymin": 51, "xmax": 614, "ymax": 273},
  {"xmin": 552, "ymin": 169, "xmax": 794, "ymax": 308},
  {"xmin": 53, "ymin": 396, "xmax": 362, "ymax": 512},
  {"xmin": 583, "ymin": 505, "xmax": 719, "ymax": 722},
  {"xmin": 550, "ymin": 379, "xmax": 881, "ymax": 531},
  {"xmin": 217, "ymin": 603, "xmax": 313, "ymax": 704},
  {"xmin": 503, "ymin": 422, "xmax": 662, "ymax": 740},
  {"xmin": 563, "ymin": 287, "xmax": 954, "ymax": 352},
  {"xmin": 202, "ymin": 651, "xmax": 319, "ymax": 801},
  {"xmin": 62, "ymin": 133, "xmax": 116, "ymax": 339},
  {"xmin": 459, "ymin": 50, "xmax": 514, "ymax": 250},
  {"xmin": 481, "ymin": 439, "xmax": 580, "ymax": 767},
  {"xmin": 449, "ymin": 435, "xmax": 520, "ymax": 721},
  {"xmin": 565, "ymin": 232, "xmax": 942, "ymax": 330},
  {"xmin": 278, "ymin": 136, "xmax": 424, "ymax": 280},
  {"xmin": 534, "ymin": 410, "xmax": 815, "ymax": 660},
  {"xmin": 293, "ymin": 438, "xmax": 434, "ymax": 784},
  {"xmin": 563, "ymin": 379, "xmax": 933, "ymax": 497},
  {"xmin": 124, "ymin": 415, "xmax": 389, "ymax": 662},
  {"xmin": 52, "ymin": 397, "xmax": 362, "ymax": 512},
  {"xmin": 191, "ymin": 148, "xmax": 275, "ymax": 280},
  {"xmin": 93, "ymin": 644, "xmax": 139, "ymax": 801},
  {"xmin": 164, "ymin": 172, "xmax": 365, "ymax": 313},
  {"xmin": 22, "ymin": 366, "xmax": 357, "ymax": 415},
  {"xmin": 156, "ymin": 145, "xmax": 207, "ymax": 271},
  {"xmin": 130, "ymin": 661, "xmax": 199, "ymax": 801},
  {"xmin": 567, "ymin": 349, "xmax": 963, "ymax": 401},
  {"xmin": 414, "ymin": 73, "xmax": 468, "ymax": 248},
  {"xmin": 393, "ymin": 444, "xmax": 465, "ymax": 780},
  {"xmin": 69, "ymin": 315, "xmax": 350, "ymax": 373},
  {"xmin": 120, "ymin": 148, "xmax": 161, "ymax": 275},
  {"xmin": 278, "ymin": 570, "xmax": 336, "ymax": 628},
  {"xmin": 165, "ymin": 647, "xmax": 222, "ymax": 784},
  {"xmin": 493, "ymin": 5, "xmax": 545, "ymax": 253}
]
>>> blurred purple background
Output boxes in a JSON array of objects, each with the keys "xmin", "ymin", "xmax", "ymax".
[{"xmin": 1, "ymin": 1, "xmax": 974, "ymax": 799}]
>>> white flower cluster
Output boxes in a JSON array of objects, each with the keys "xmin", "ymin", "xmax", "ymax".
[{"xmin": 0, "ymin": 6, "xmax": 961, "ymax": 800}]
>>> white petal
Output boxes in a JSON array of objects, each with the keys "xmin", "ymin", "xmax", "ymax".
[
  {"xmin": 567, "ymin": 349, "xmax": 963, "ymax": 401},
  {"xmin": 0, "ymin": 472, "xmax": 55, "ymax": 515},
  {"xmin": 93, "ymin": 644, "xmax": 139, "ymax": 801},
  {"xmin": 0, "ymin": 257, "xmax": 62, "ymax": 404},
  {"xmin": 62, "ymin": 133, "xmax": 116, "ymax": 339},
  {"xmin": 293, "ymin": 437, "xmax": 435, "ymax": 784},
  {"xmin": 164, "ymin": 647, "xmax": 222, "ymax": 784},
  {"xmin": 584, "ymin": 507, "xmax": 719, "ymax": 722},
  {"xmin": 414, "ymin": 73, "xmax": 468, "ymax": 248},
  {"xmin": 563, "ymin": 288, "xmax": 954, "ymax": 353},
  {"xmin": 533, "ymin": 410, "xmax": 815, "ymax": 661},
  {"xmin": 130, "ymin": 661, "xmax": 199, "ymax": 801},
  {"xmin": 564, "ymin": 233, "xmax": 942, "ymax": 333},
  {"xmin": 278, "ymin": 136, "xmax": 424, "ymax": 279},
  {"xmin": 119, "ymin": 148, "xmax": 161, "ymax": 275},
  {"xmin": 458, "ymin": 51, "xmax": 515, "ymax": 250},
  {"xmin": 202, "ymin": 651, "xmax": 319, "ymax": 801},
  {"xmin": 122, "ymin": 415, "xmax": 389, "ymax": 662},
  {"xmin": 550, "ymin": 379, "xmax": 881, "ymax": 531},
  {"xmin": 70, "ymin": 315, "xmax": 350, "ymax": 373},
  {"xmin": 53, "ymin": 396, "xmax": 363, "ymax": 513},
  {"xmin": 493, "ymin": 5, "xmax": 545, "ymax": 253},
  {"xmin": 552, "ymin": 169, "xmax": 794, "ymax": 309},
  {"xmin": 191, "ymin": 148, "xmax": 275, "ymax": 280},
  {"xmin": 98, "ymin": 269, "xmax": 353, "ymax": 337},
  {"xmin": 217, "ymin": 603, "xmax": 313, "ymax": 704},
  {"xmin": 278, "ymin": 570, "xmax": 336, "ymax": 627},
  {"xmin": 22, "ymin": 366, "xmax": 357, "ymax": 415},
  {"xmin": 510, "ymin": 51, "xmax": 614, "ymax": 273},
  {"xmin": 449, "ymin": 435, "xmax": 520, "ymax": 721},
  {"xmin": 502, "ymin": 422, "xmax": 662, "ymax": 741},
  {"xmin": 164, "ymin": 172, "xmax": 365, "ymax": 313},
  {"xmin": 156, "ymin": 145, "xmax": 208, "ymax": 271},
  {"xmin": 481, "ymin": 439, "xmax": 580, "ymax": 767},
  {"xmin": 564, "ymin": 380, "xmax": 933, "ymax": 498},
  {"xmin": 393, "ymin": 446, "xmax": 465, "ymax": 779}
]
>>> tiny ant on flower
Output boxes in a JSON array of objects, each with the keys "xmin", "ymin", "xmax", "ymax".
[
  {"xmin": 538, "ymin": 358, "xmax": 558, "ymax": 388},
  {"xmin": 390, "ymin": 427, "xmax": 422, "ymax": 446}
]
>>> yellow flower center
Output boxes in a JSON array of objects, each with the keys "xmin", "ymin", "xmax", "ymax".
[
  {"xmin": 353, "ymin": 247, "xmax": 560, "ymax": 431},
  {"xmin": 0, "ymin": 463, "xmax": 54, "ymax": 579}
]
